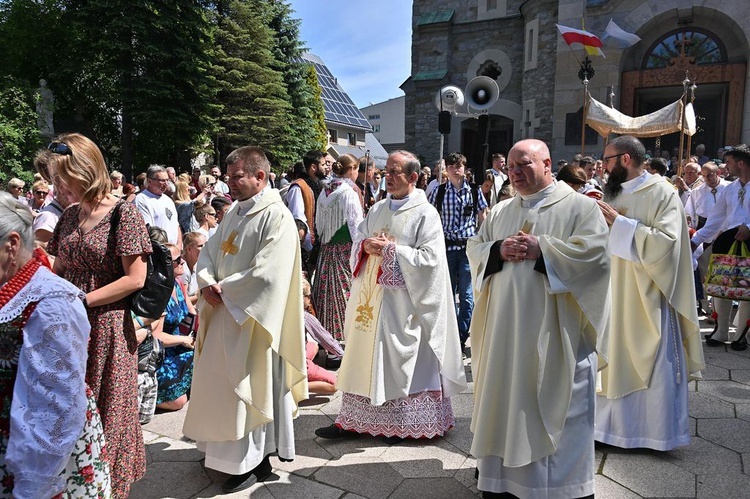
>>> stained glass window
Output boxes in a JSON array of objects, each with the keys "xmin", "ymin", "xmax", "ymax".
[{"xmin": 644, "ymin": 29, "xmax": 725, "ymax": 69}]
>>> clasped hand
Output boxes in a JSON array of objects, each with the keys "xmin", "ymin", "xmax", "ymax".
[
  {"xmin": 501, "ymin": 232, "xmax": 541, "ymax": 262},
  {"xmin": 364, "ymin": 234, "xmax": 390, "ymax": 256},
  {"xmin": 202, "ymin": 283, "xmax": 223, "ymax": 306}
]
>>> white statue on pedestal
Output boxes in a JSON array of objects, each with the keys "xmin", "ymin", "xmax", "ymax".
[{"xmin": 35, "ymin": 79, "xmax": 55, "ymax": 139}]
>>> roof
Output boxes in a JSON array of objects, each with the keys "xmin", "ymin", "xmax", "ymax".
[
  {"xmin": 301, "ymin": 52, "xmax": 372, "ymax": 132},
  {"xmin": 327, "ymin": 133, "xmax": 389, "ymax": 169}
]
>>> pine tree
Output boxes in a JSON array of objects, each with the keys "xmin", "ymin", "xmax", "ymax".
[
  {"xmin": 212, "ymin": 0, "xmax": 292, "ymax": 167},
  {"xmin": 264, "ymin": 0, "xmax": 327, "ymax": 164}
]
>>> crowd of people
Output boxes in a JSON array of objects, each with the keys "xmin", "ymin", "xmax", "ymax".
[{"xmin": 6, "ymin": 130, "xmax": 749, "ymax": 497}]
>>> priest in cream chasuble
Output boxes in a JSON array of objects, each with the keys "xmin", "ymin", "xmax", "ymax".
[
  {"xmin": 468, "ymin": 139, "xmax": 611, "ymax": 499},
  {"xmin": 182, "ymin": 147, "xmax": 307, "ymax": 494},
  {"xmin": 595, "ymin": 136, "xmax": 704, "ymax": 452}
]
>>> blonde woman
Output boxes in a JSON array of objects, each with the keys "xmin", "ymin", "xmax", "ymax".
[
  {"xmin": 47, "ymin": 133, "xmax": 151, "ymax": 498},
  {"xmin": 312, "ymin": 154, "xmax": 363, "ymax": 341}
]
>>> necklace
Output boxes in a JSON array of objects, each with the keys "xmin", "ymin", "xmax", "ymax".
[{"xmin": 0, "ymin": 258, "xmax": 41, "ymax": 310}]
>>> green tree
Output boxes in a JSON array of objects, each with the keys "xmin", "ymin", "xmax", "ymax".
[
  {"xmin": 265, "ymin": 0, "xmax": 327, "ymax": 162},
  {"xmin": 62, "ymin": 0, "xmax": 219, "ymax": 178},
  {"xmin": 212, "ymin": 0, "xmax": 292, "ymax": 166},
  {"xmin": 305, "ymin": 63, "xmax": 328, "ymax": 150},
  {"xmin": 0, "ymin": 77, "xmax": 43, "ymax": 185}
]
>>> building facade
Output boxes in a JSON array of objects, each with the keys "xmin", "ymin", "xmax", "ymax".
[
  {"xmin": 361, "ymin": 96, "xmax": 406, "ymax": 152},
  {"xmin": 404, "ymin": 0, "xmax": 750, "ymax": 167}
]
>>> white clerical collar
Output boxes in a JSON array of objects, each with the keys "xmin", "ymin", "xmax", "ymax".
[
  {"xmin": 519, "ymin": 181, "xmax": 557, "ymax": 208},
  {"xmin": 236, "ymin": 185, "xmax": 268, "ymax": 216},
  {"xmin": 389, "ymin": 192, "xmax": 411, "ymax": 211},
  {"xmin": 620, "ymin": 170, "xmax": 650, "ymax": 194}
]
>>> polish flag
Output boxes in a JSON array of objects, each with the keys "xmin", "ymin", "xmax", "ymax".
[{"xmin": 556, "ymin": 24, "xmax": 605, "ymax": 57}]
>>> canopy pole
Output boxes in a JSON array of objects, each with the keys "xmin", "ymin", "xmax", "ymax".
[{"xmin": 677, "ymin": 72, "xmax": 690, "ymax": 178}]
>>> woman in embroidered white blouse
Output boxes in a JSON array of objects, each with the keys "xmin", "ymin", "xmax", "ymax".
[{"xmin": 0, "ymin": 191, "xmax": 111, "ymax": 498}]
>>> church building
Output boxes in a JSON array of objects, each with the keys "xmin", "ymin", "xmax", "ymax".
[{"xmin": 403, "ymin": 0, "xmax": 750, "ymax": 165}]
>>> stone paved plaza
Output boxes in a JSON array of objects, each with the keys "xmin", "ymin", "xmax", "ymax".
[{"xmin": 132, "ymin": 322, "xmax": 750, "ymax": 498}]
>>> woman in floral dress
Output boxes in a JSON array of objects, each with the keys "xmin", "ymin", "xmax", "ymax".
[
  {"xmin": 47, "ymin": 133, "xmax": 151, "ymax": 498},
  {"xmin": 155, "ymin": 244, "xmax": 197, "ymax": 411},
  {"xmin": 312, "ymin": 154, "xmax": 364, "ymax": 342},
  {"xmin": 0, "ymin": 192, "xmax": 110, "ymax": 498}
]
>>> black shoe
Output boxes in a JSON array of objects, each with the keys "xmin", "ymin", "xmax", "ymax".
[
  {"xmin": 731, "ymin": 337, "xmax": 748, "ymax": 351},
  {"xmin": 706, "ymin": 338, "xmax": 725, "ymax": 346},
  {"xmin": 382, "ymin": 435, "xmax": 404, "ymax": 445},
  {"xmin": 315, "ymin": 424, "xmax": 359, "ymax": 439},
  {"xmin": 221, "ymin": 456, "xmax": 273, "ymax": 493}
]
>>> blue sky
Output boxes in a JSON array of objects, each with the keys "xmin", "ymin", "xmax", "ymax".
[{"xmin": 287, "ymin": 0, "xmax": 412, "ymax": 108}]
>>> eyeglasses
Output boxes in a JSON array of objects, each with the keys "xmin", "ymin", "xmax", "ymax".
[
  {"xmin": 149, "ymin": 177, "xmax": 169, "ymax": 183},
  {"xmin": 172, "ymin": 257, "xmax": 184, "ymax": 266},
  {"xmin": 602, "ymin": 153, "xmax": 626, "ymax": 163},
  {"xmin": 48, "ymin": 142, "xmax": 73, "ymax": 156},
  {"xmin": 34, "ymin": 190, "xmax": 48, "ymax": 196}
]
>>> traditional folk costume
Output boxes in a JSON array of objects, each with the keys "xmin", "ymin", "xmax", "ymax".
[
  {"xmin": 467, "ymin": 182, "xmax": 610, "ymax": 499},
  {"xmin": 0, "ymin": 258, "xmax": 110, "ymax": 498},
  {"xmin": 596, "ymin": 172, "xmax": 705, "ymax": 450},
  {"xmin": 183, "ymin": 188, "xmax": 307, "ymax": 476},
  {"xmin": 312, "ymin": 177, "xmax": 363, "ymax": 341},
  {"xmin": 334, "ymin": 190, "xmax": 467, "ymax": 438}
]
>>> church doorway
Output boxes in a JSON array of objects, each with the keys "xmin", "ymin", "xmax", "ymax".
[
  {"xmin": 460, "ymin": 115, "xmax": 513, "ymax": 176},
  {"xmin": 621, "ymin": 27, "xmax": 745, "ymax": 157}
]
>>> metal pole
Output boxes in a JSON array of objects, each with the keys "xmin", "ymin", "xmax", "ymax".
[
  {"xmin": 686, "ymin": 82, "xmax": 697, "ymax": 164},
  {"xmin": 581, "ymin": 76, "xmax": 589, "ymax": 156},
  {"xmin": 677, "ymin": 72, "xmax": 690, "ymax": 177},
  {"xmin": 438, "ymin": 134, "xmax": 445, "ymax": 183}
]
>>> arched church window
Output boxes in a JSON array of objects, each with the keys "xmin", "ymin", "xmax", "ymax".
[{"xmin": 643, "ymin": 28, "xmax": 726, "ymax": 69}]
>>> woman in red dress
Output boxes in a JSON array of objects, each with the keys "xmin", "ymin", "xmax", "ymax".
[{"xmin": 47, "ymin": 133, "xmax": 152, "ymax": 498}]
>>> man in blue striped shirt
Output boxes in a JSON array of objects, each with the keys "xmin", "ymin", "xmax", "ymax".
[{"xmin": 429, "ymin": 152, "xmax": 489, "ymax": 353}]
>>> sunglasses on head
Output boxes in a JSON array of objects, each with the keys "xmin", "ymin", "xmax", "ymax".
[{"xmin": 48, "ymin": 142, "xmax": 73, "ymax": 156}]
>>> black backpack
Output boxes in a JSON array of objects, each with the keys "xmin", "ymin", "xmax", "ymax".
[{"xmin": 111, "ymin": 202, "xmax": 175, "ymax": 319}]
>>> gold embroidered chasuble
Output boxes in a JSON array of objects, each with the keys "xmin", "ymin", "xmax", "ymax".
[{"xmin": 336, "ymin": 190, "xmax": 467, "ymax": 405}]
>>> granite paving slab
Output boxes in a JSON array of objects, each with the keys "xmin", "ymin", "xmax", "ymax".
[
  {"xmin": 696, "ymin": 472, "xmax": 750, "ymax": 499},
  {"xmin": 380, "ymin": 437, "xmax": 468, "ymax": 478},
  {"xmin": 293, "ymin": 413, "xmax": 337, "ymax": 441},
  {"xmin": 262, "ymin": 470, "xmax": 345, "ymax": 499},
  {"xmin": 594, "ymin": 475, "xmax": 641, "ymax": 499},
  {"xmin": 142, "ymin": 405, "xmax": 191, "ymax": 441},
  {"xmin": 312, "ymin": 456, "xmax": 403, "ymax": 499},
  {"xmin": 698, "ymin": 418, "xmax": 750, "ymax": 452},
  {"xmin": 190, "ymin": 481, "xmax": 272, "ymax": 499},
  {"xmin": 601, "ymin": 453, "xmax": 696, "ymax": 497},
  {"xmin": 731, "ymin": 369, "xmax": 750, "ymax": 386},
  {"xmin": 389, "ymin": 477, "xmax": 478, "ymax": 498},
  {"xmin": 699, "ymin": 362, "xmax": 730, "ymax": 381},
  {"xmin": 696, "ymin": 380, "xmax": 750, "ymax": 405},
  {"xmin": 442, "ymin": 417, "xmax": 474, "ymax": 455},
  {"xmin": 702, "ymin": 349, "xmax": 750, "ymax": 370},
  {"xmin": 656, "ymin": 436, "xmax": 743, "ymax": 475},
  {"xmin": 271, "ymin": 439, "xmax": 332, "ymax": 477},
  {"xmin": 129, "ymin": 460, "xmax": 212, "ymax": 499},
  {"xmin": 736, "ymin": 403, "xmax": 750, "ymax": 423},
  {"xmin": 688, "ymin": 391, "xmax": 736, "ymax": 419},
  {"xmin": 315, "ymin": 432, "xmax": 392, "ymax": 460},
  {"xmin": 147, "ymin": 436, "xmax": 205, "ymax": 462},
  {"xmin": 453, "ymin": 457, "xmax": 480, "ymax": 495}
]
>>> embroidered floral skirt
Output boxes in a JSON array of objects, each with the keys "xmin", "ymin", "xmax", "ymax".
[
  {"xmin": 335, "ymin": 390, "xmax": 455, "ymax": 439},
  {"xmin": 312, "ymin": 241, "xmax": 353, "ymax": 342},
  {"xmin": 0, "ymin": 386, "xmax": 111, "ymax": 498}
]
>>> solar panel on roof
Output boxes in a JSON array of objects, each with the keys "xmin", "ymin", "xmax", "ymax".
[{"xmin": 301, "ymin": 53, "xmax": 372, "ymax": 131}]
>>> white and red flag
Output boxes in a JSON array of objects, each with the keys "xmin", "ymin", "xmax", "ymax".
[{"xmin": 556, "ymin": 24, "xmax": 605, "ymax": 57}]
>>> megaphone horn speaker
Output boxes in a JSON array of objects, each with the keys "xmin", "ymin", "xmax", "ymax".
[
  {"xmin": 435, "ymin": 85, "xmax": 465, "ymax": 112},
  {"xmin": 466, "ymin": 76, "xmax": 499, "ymax": 111}
]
